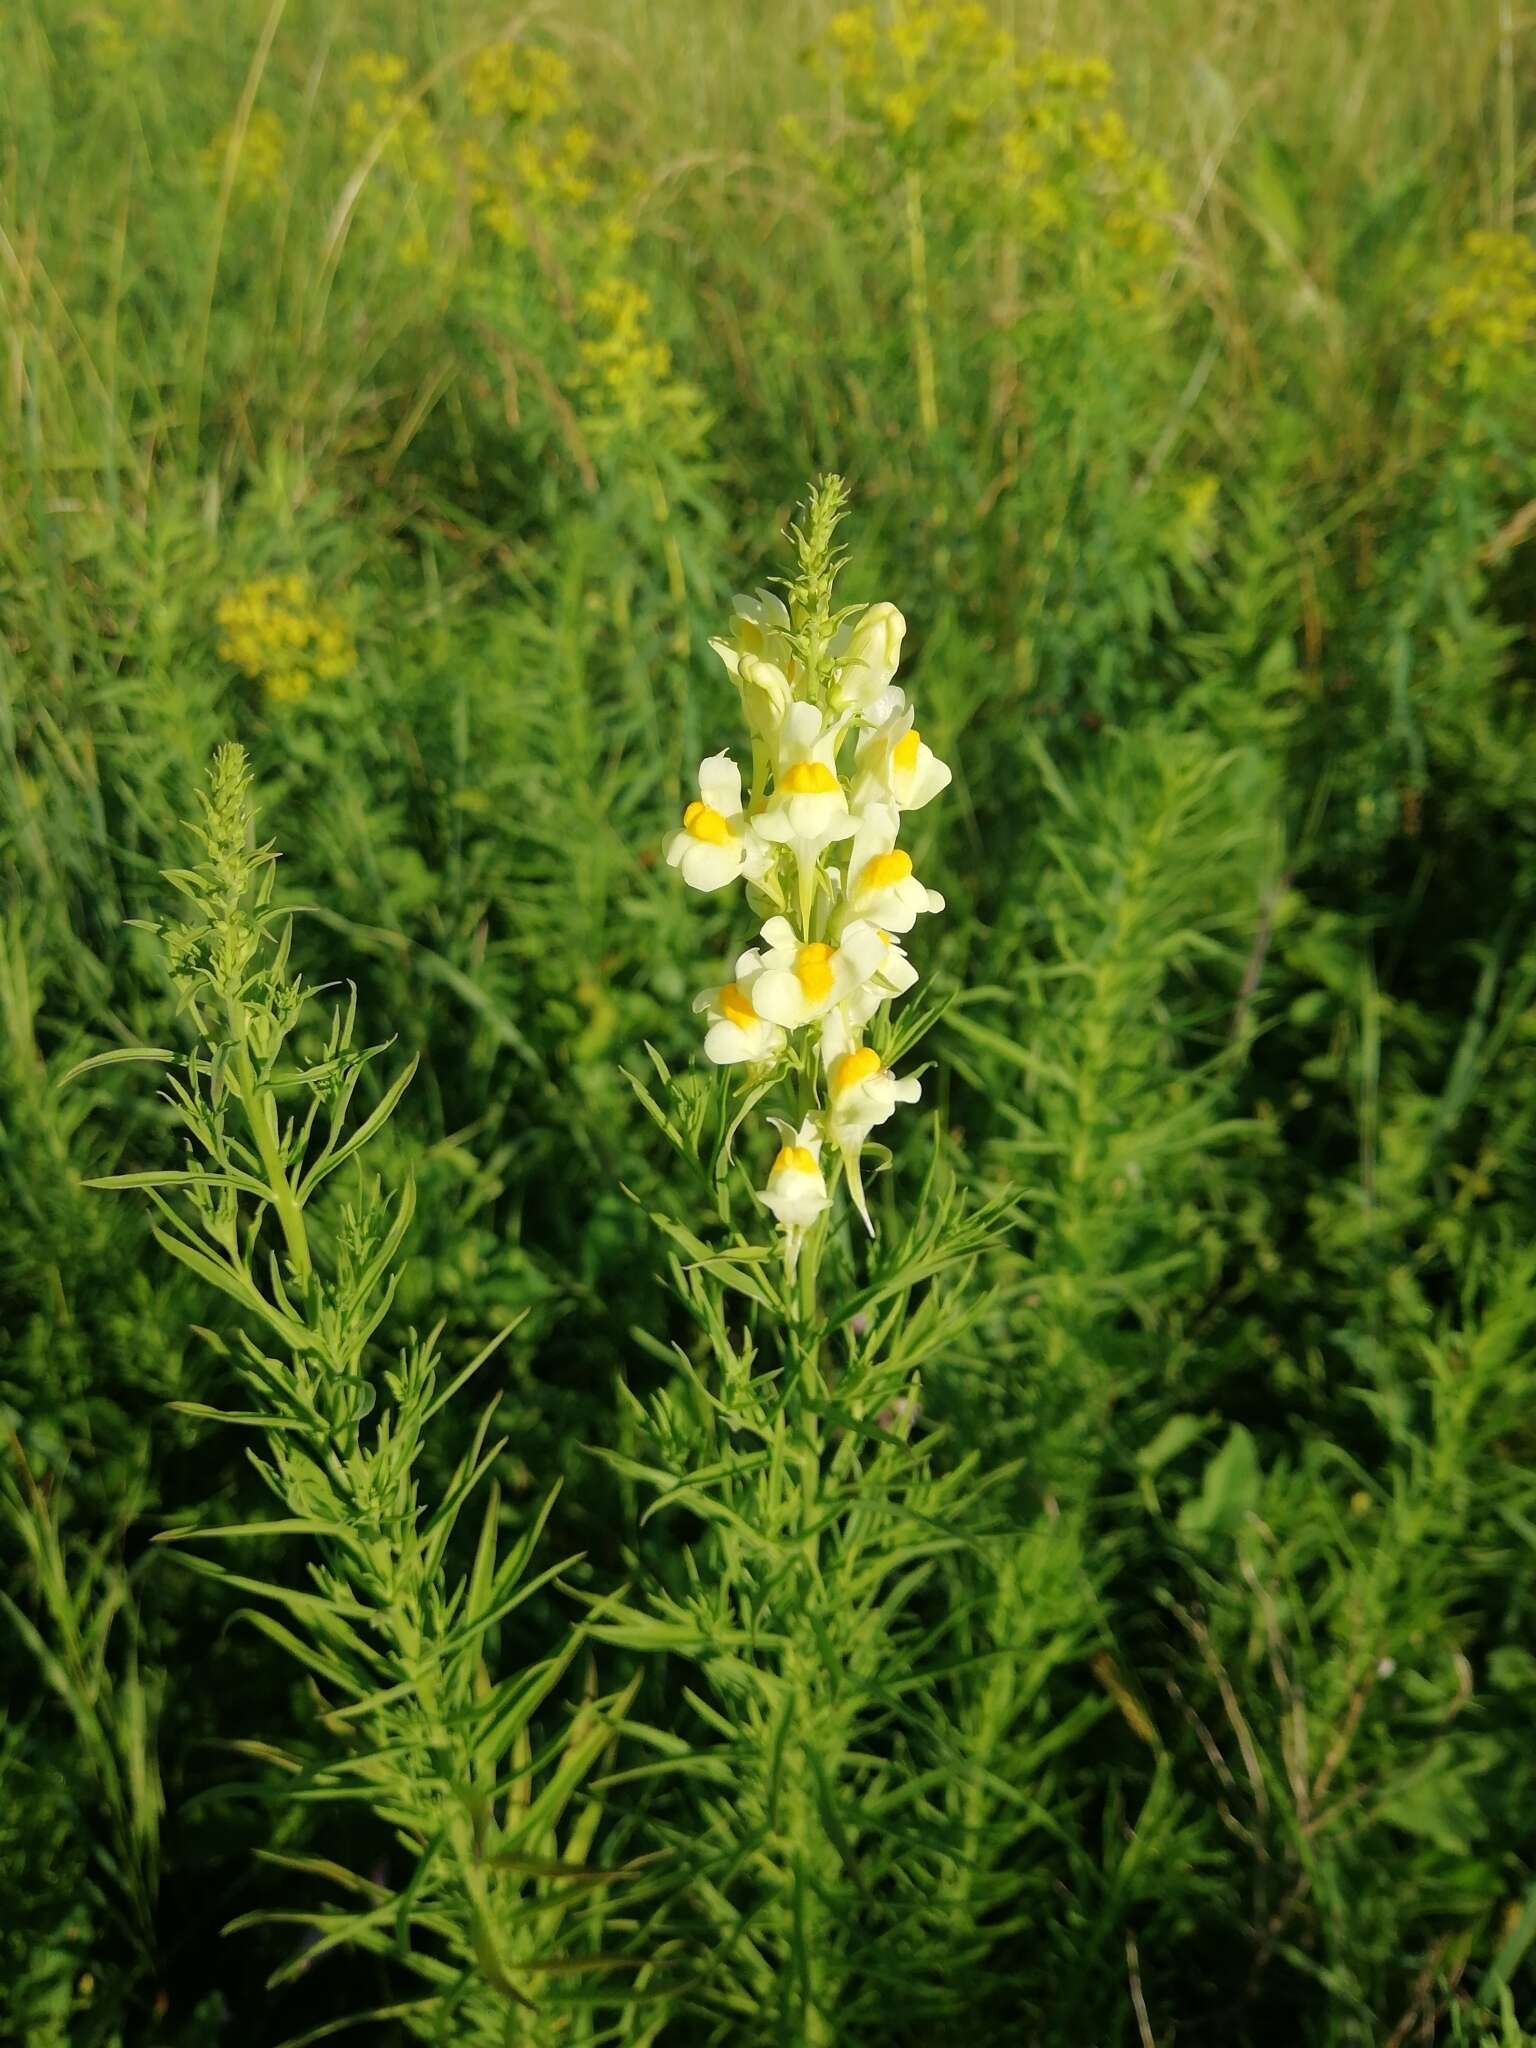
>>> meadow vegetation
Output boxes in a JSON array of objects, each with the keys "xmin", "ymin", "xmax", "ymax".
[{"xmin": 2, "ymin": 1, "xmax": 1535, "ymax": 2042}]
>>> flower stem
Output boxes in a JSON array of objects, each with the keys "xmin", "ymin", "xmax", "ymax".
[{"xmin": 903, "ymin": 170, "xmax": 939, "ymax": 443}]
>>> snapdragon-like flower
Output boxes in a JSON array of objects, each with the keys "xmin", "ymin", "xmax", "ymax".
[
  {"xmin": 853, "ymin": 691, "xmax": 953, "ymax": 812},
  {"xmin": 692, "ymin": 948, "xmax": 786, "ymax": 1065},
  {"xmin": 711, "ymin": 592, "xmax": 799, "ymax": 766},
  {"xmin": 844, "ymin": 804, "xmax": 945, "ymax": 932},
  {"xmin": 710, "ymin": 588, "xmax": 798, "ymax": 682},
  {"xmin": 755, "ymin": 703, "xmax": 857, "ymax": 860},
  {"xmin": 827, "ymin": 1047, "xmax": 923, "ymax": 1231},
  {"xmin": 664, "ymin": 478, "xmax": 948, "ymax": 1262},
  {"xmin": 829, "ymin": 600, "xmax": 906, "ymax": 719},
  {"xmin": 820, "ymin": 924, "xmax": 919, "ymax": 1066},
  {"xmin": 758, "ymin": 1116, "xmax": 833, "ymax": 1272},
  {"xmin": 666, "ymin": 754, "xmax": 771, "ymax": 892},
  {"xmin": 750, "ymin": 915, "xmax": 888, "ymax": 1031}
]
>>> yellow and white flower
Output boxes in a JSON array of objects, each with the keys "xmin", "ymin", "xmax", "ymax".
[
  {"xmin": 691, "ymin": 948, "xmax": 786, "ymax": 1065},
  {"xmin": 758, "ymin": 1115, "xmax": 832, "ymax": 1269},
  {"xmin": 755, "ymin": 703, "xmax": 857, "ymax": 858},
  {"xmin": 830, "ymin": 601, "xmax": 907, "ymax": 720},
  {"xmin": 853, "ymin": 692, "xmax": 952, "ymax": 813},
  {"xmin": 709, "ymin": 588, "xmax": 797, "ymax": 681},
  {"xmin": 826, "ymin": 1047, "xmax": 923, "ymax": 1232},
  {"xmin": 749, "ymin": 915, "xmax": 889, "ymax": 1031},
  {"xmin": 818, "ymin": 924, "xmax": 919, "ymax": 1065},
  {"xmin": 665, "ymin": 754, "xmax": 772, "ymax": 893},
  {"xmin": 710, "ymin": 594, "xmax": 797, "ymax": 761},
  {"xmin": 843, "ymin": 804, "xmax": 945, "ymax": 932}
]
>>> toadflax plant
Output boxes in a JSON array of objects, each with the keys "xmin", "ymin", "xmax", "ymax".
[
  {"xmin": 73, "ymin": 747, "xmax": 663, "ymax": 2045},
  {"xmin": 602, "ymin": 479, "xmax": 1010, "ymax": 2042},
  {"xmin": 667, "ymin": 472, "xmax": 951, "ymax": 1252}
]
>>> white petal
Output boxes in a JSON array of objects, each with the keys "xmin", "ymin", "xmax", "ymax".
[
  {"xmin": 882, "ymin": 951, "xmax": 919, "ymax": 998},
  {"xmin": 905, "ymin": 754, "xmax": 952, "ymax": 810},
  {"xmin": 737, "ymin": 588, "xmax": 790, "ymax": 631},
  {"xmin": 780, "ymin": 700, "xmax": 824, "ymax": 757},
  {"xmin": 752, "ymin": 807, "xmax": 795, "ymax": 845},
  {"xmin": 704, "ymin": 1017, "xmax": 783, "ymax": 1065},
  {"xmin": 697, "ymin": 752, "xmax": 743, "ymax": 817},
  {"xmin": 820, "ymin": 1008, "xmax": 860, "ymax": 1067},
  {"xmin": 680, "ymin": 841, "xmax": 740, "ymax": 892},
  {"xmin": 708, "ymin": 635, "xmax": 742, "ymax": 677},
  {"xmin": 838, "ymin": 922, "xmax": 890, "ymax": 983},
  {"xmin": 859, "ymin": 684, "xmax": 905, "ymax": 728},
  {"xmin": 752, "ymin": 969, "xmax": 816, "ymax": 1028},
  {"xmin": 784, "ymin": 790, "xmax": 848, "ymax": 841},
  {"xmin": 740, "ymin": 828, "xmax": 775, "ymax": 882}
]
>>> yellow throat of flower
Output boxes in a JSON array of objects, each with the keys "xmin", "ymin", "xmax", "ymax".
[
  {"xmin": 771, "ymin": 1144, "xmax": 818, "ymax": 1178},
  {"xmin": 860, "ymin": 849, "xmax": 913, "ymax": 894},
  {"xmin": 892, "ymin": 729, "xmax": 922, "ymax": 777},
  {"xmin": 718, "ymin": 981, "xmax": 757, "ymax": 1028},
  {"xmin": 683, "ymin": 799, "xmax": 731, "ymax": 845},
  {"xmin": 831, "ymin": 1047, "xmax": 882, "ymax": 1095},
  {"xmin": 794, "ymin": 942, "xmax": 835, "ymax": 1003},
  {"xmin": 780, "ymin": 761, "xmax": 840, "ymax": 796}
]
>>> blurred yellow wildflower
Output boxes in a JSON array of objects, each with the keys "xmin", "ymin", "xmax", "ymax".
[
  {"xmin": 81, "ymin": 8, "xmax": 130, "ymax": 70},
  {"xmin": 200, "ymin": 108, "xmax": 288, "ymax": 201},
  {"xmin": 805, "ymin": 3, "xmax": 1173, "ymax": 299},
  {"xmin": 828, "ymin": 7, "xmax": 878, "ymax": 79},
  {"xmin": 465, "ymin": 42, "xmax": 576, "ymax": 123},
  {"xmin": 81, "ymin": 0, "xmax": 186, "ymax": 69},
  {"xmin": 457, "ymin": 39, "xmax": 597, "ymax": 243},
  {"xmin": 216, "ymin": 575, "xmax": 355, "ymax": 709},
  {"xmin": 344, "ymin": 51, "xmax": 447, "ymax": 187},
  {"xmin": 578, "ymin": 276, "xmax": 678, "ymax": 431},
  {"xmin": 1429, "ymin": 230, "xmax": 1536, "ymax": 386}
]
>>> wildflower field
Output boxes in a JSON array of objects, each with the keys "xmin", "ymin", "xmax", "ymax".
[{"xmin": 3, "ymin": 1, "xmax": 1535, "ymax": 2042}]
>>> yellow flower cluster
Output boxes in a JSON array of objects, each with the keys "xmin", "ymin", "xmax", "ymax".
[
  {"xmin": 215, "ymin": 576, "xmax": 355, "ymax": 708},
  {"xmin": 461, "ymin": 43, "xmax": 596, "ymax": 243},
  {"xmin": 464, "ymin": 42, "xmax": 576, "ymax": 125},
  {"xmin": 81, "ymin": 0, "xmax": 185, "ymax": 70},
  {"xmin": 1168, "ymin": 473, "xmax": 1220, "ymax": 565},
  {"xmin": 577, "ymin": 276, "xmax": 680, "ymax": 431},
  {"xmin": 1008, "ymin": 55, "xmax": 1172, "ymax": 268},
  {"xmin": 344, "ymin": 51, "xmax": 448, "ymax": 190},
  {"xmin": 82, "ymin": 7, "xmax": 131, "ymax": 69},
  {"xmin": 826, "ymin": 2, "xmax": 1007, "ymax": 132},
  {"xmin": 814, "ymin": 4, "xmax": 1173, "ymax": 286},
  {"xmin": 460, "ymin": 123, "xmax": 594, "ymax": 242},
  {"xmin": 336, "ymin": 40, "xmax": 678, "ymax": 451},
  {"xmin": 1428, "ymin": 230, "xmax": 1536, "ymax": 385},
  {"xmin": 200, "ymin": 107, "xmax": 288, "ymax": 201},
  {"xmin": 341, "ymin": 40, "xmax": 598, "ymax": 256}
]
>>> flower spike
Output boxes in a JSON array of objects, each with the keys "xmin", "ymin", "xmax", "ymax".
[{"xmin": 665, "ymin": 478, "xmax": 948, "ymax": 1264}]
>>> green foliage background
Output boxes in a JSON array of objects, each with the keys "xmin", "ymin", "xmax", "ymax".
[{"xmin": 2, "ymin": 0, "xmax": 1535, "ymax": 2041}]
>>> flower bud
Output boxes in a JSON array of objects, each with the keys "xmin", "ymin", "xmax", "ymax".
[{"xmin": 830, "ymin": 602, "xmax": 906, "ymax": 715}]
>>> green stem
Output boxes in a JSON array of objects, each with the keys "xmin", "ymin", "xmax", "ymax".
[
  {"xmin": 229, "ymin": 1030, "xmax": 313, "ymax": 1290},
  {"xmin": 903, "ymin": 170, "xmax": 939, "ymax": 444}
]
